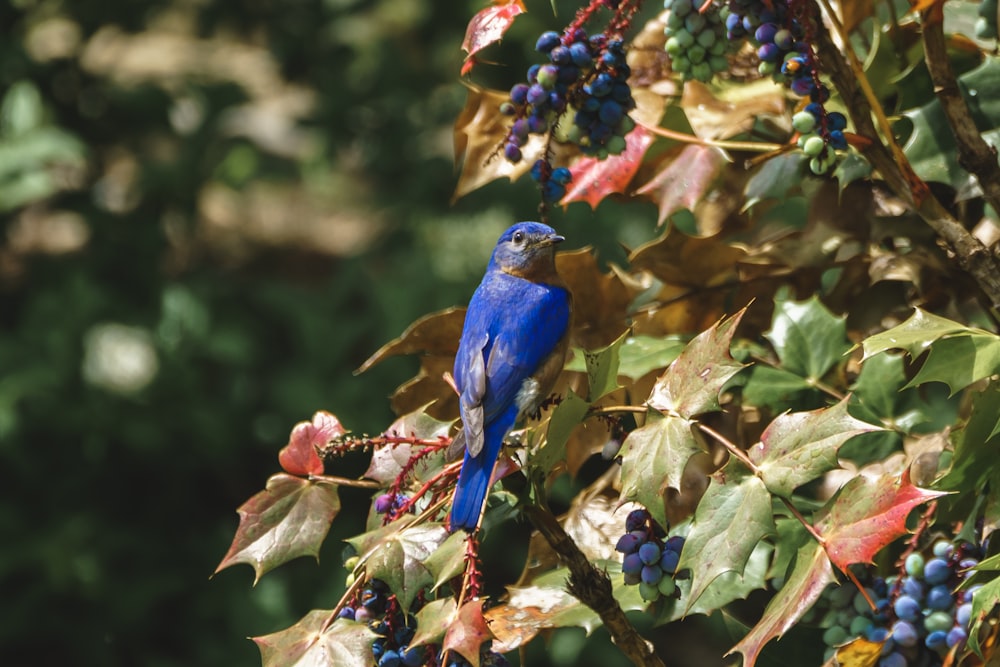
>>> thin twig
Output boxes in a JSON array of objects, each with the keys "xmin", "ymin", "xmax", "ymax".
[
  {"xmin": 696, "ymin": 422, "xmax": 758, "ymax": 471},
  {"xmin": 920, "ymin": 1, "xmax": 1000, "ymax": 215},
  {"xmin": 637, "ymin": 120, "xmax": 784, "ymax": 153},
  {"xmin": 308, "ymin": 474, "xmax": 381, "ymax": 489}
]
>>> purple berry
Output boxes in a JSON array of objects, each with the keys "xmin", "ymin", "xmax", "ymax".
[
  {"xmin": 755, "ymin": 23, "xmax": 779, "ymax": 44},
  {"xmin": 374, "ymin": 494, "xmax": 394, "ymax": 514},
  {"xmin": 510, "ymin": 84, "xmax": 529, "ymax": 106},
  {"xmin": 550, "ymin": 45, "xmax": 571, "ymax": 65},
  {"xmin": 638, "ymin": 542, "xmax": 661, "ymax": 565},
  {"xmin": 535, "ymin": 31, "xmax": 561, "ymax": 53},
  {"xmin": 660, "ymin": 549, "xmax": 680, "ymax": 574},
  {"xmin": 504, "ymin": 142, "xmax": 522, "ymax": 163},
  {"xmin": 526, "ymin": 84, "xmax": 548, "ymax": 106},
  {"xmin": 924, "ymin": 557, "xmax": 951, "ymax": 585},
  {"xmin": 641, "ymin": 565, "xmax": 663, "ymax": 585},
  {"xmin": 615, "ymin": 532, "xmax": 642, "ymax": 554}
]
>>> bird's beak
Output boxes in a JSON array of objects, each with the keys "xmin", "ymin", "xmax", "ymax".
[{"xmin": 535, "ymin": 234, "xmax": 565, "ymax": 248}]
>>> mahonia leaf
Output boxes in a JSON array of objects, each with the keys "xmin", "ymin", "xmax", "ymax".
[
  {"xmin": 766, "ymin": 295, "xmax": 850, "ymax": 381},
  {"xmin": 561, "ymin": 125, "xmax": 655, "ymax": 208},
  {"xmin": 216, "ymin": 474, "xmax": 340, "ymax": 583},
  {"xmin": 815, "ymin": 470, "xmax": 947, "ymax": 571},
  {"xmin": 460, "ymin": 0, "xmax": 526, "ymax": 75},
  {"xmin": 937, "ymin": 383, "xmax": 1000, "ymax": 494},
  {"xmin": 364, "ymin": 408, "xmax": 453, "ymax": 484},
  {"xmin": 410, "ymin": 598, "xmax": 457, "ymax": 649},
  {"xmin": 581, "ymin": 330, "xmax": 627, "ymax": 401},
  {"xmin": 833, "ymin": 637, "xmax": 884, "ymax": 667},
  {"xmin": 628, "ymin": 226, "xmax": 745, "ymax": 289},
  {"xmin": 535, "ymin": 389, "xmax": 590, "ymax": 473},
  {"xmin": 834, "ymin": 153, "xmax": 873, "ymax": 192},
  {"xmin": 729, "ymin": 540, "xmax": 835, "ymax": 667},
  {"xmin": 740, "ymin": 364, "xmax": 813, "ymax": 409},
  {"xmin": 279, "ymin": 411, "xmax": 344, "ymax": 477},
  {"xmin": 904, "ymin": 332, "xmax": 1000, "ymax": 394},
  {"xmin": 358, "ymin": 523, "xmax": 449, "ymax": 610},
  {"xmin": 619, "ymin": 414, "xmax": 701, "ymax": 530},
  {"xmin": 647, "ymin": 308, "xmax": 747, "ymax": 418},
  {"xmin": 679, "ymin": 460, "xmax": 775, "ymax": 610},
  {"xmin": 423, "ymin": 530, "xmax": 469, "ymax": 592},
  {"xmin": 613, "ymin": 335, "xmax": 685, "ymax": 381},
  {"xmin": 356, "ymin": 307, "xmax": 465, "ymax": 373},
  {"xmin": 749, "ymin": 398, "xmax": 882, "ymax": 497},
  {"xmin": 555, "ymin": 248, "xmax": 635, "ymax": 349},
  {"xmin": 860, "ymin": 308, "xmax": 969, "ymax": 360},
  {"xmin": 635, "ymin": 143, "xmax": 728, "ymax": 226},
  {"xmin": 743, "ymin": 152, "xmax": 806, "ymax": 210},
  {"xmin": 563, "ymin": 494, "xmax": 630, "ymax": 563},
  {"xmin": 253, "ymin": 614, "xmax": 376, "ymax": 667},
  {"xmin": 443, "ymin": 600, "xmax": 492, "ymax": 667},
  {"xmin": 966, "ymin": 572, "xmax": 1000, "ymax": 656}
]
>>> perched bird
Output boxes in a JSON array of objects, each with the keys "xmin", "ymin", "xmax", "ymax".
[{"xmin": 449, "ymin": 221, "xmax": 571, "ymax": 532}]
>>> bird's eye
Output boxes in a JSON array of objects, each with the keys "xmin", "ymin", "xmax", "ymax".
[{"xmin": 513, "ymin": 231, "xmax": 525, "ymax": 244}]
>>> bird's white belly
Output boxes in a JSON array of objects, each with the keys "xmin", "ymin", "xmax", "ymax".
[{"xmin": 515, "ymin": 377, "xmax": 541, "ymax": 416}]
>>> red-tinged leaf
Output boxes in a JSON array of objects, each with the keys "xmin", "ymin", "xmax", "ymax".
[
  {"xmin": 443, "ymin": 600, "xmax": 492, "ymax": 667},
  {"xmin": 679, "ymin": 460, "xmax": 775, "ymax": 611},
  {"xmin": 561, "ymin": 125, "xmax": 655, "ymax": 209},
  {"xmin": 646, "ymin": 309, "xmax": 747, "ymax": 418},
  {"xmin": 254, "ymin": 614, "xmax": 376, "ymax": 667},
  {"xmin": 729, "ymin": 540, "xmax": 835, "ymax": 667},
  {"xmin": 410, "ymin": 598, "xmax": 458, "ymax": 649},
  {"xmin": 619, "ymin": 414, "xmax": 702, "ymax": 531},
  {"xmin": 636, "ymin": 143, "xmax": 728, "ymax": 226},
  {"xmin": 279, "ymin": 411, "xmax": 344, "ymax": 477},
  {"xmin": 216, "ymin": 473, "xmax": 340, "ymax": 583},
  {"xmin": 364, "ymin": 408, "xmax": 453, "ymax": 484},
  {"xmin": 461, "ymin": 1, "xmax": 526, "ymax": 61},
  {"xmin": 815, "ymin": 470, "xmax": 947, "ymax": 571},
  {"xmin": 749, "ymin": 398, "xmax": 882, "ymax": 498}
]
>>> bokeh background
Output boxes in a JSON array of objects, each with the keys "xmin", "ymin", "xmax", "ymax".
[{"xmin": 0, "ymin": 1, "xmax": 668, "ymax": 665}]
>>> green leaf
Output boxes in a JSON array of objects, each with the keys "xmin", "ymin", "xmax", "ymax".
[
  {"xmin": 581, "ymin": 330, "xmax": 627, "ymax": 401},
  {"xmin": 851, "ymin": 352, "xmax": 906, "ymax": 423},
  {"xmin": 616, "ymin": 335, "xmax": 685, "ymax": 381},
  {"xmin": 254, "ymin": 614, "xmax": 376, "ymax": 667},
  {"xmin": 358, "ymin": 523, "xmax": 449, "ymax": 609},
  {"xmin": 679, "ymin": 460, "xmax": 775, "ymax": 610},
  {"xmin": 740, "ymin": 364, "xmax": 814, "ymax": 409},
  {"xmin": 1, "ymin": 81, "xmax": 44, "ymax": 138},
  {"xmin": 766, "ymin": 295, "xmax": 849, "ymax": 381},
  {"xmin": 729, "ymin": 540, "xmax": 835, "ymax": 667},
  {"xmin": 423, "ymin": 530, "xmax": 469, "ymax": 592},
  {"xmin": 215, "ymin": 474, "xmax": 340, "ymax": 583},
  {"xmin": 410, "ymin": 598, "xmax": 457, "ymax": 649},
  {"xmin": 743, "ymin": 152, "xmax": 806, "ymax": 210},
  {"xmin": 750, "ymin": 398, "xmax": 882, "ymax": 497},
  {"xmin": 833, "ymin": 153, "xmax": 872, "ymax": 192},
  {"xmin": 619, "ymin": 415, "xmax": 702, "ymax": 531},
  {"xmin": 647, "ymin": 309, "xmax": 747, "ymax": 418},
  {"xmin": 967, "ymin": 573, "xmax": 1000, "ymax": 657},
  {"xmin": 905, "ymin": 332, "xmax": 1000, "ymax": 394},
  {"xmin": 938, "ymin": 383, "xmax": 1000, "ymax": 493},
  {"xmin": 534, "ymin": 389, "xmax": 591, "ymax": 473},
  {"xmin": 861, "ymin": 308, "xmax": 970, "ymax": 360}
]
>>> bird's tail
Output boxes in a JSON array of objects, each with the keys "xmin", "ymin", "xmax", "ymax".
[{"xmin": 449, "ymin": 410, "xmax": 515, "ymax": 532}]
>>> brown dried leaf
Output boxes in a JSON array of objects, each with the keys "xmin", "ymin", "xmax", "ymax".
[
  {"xmin": 556, "ymin": 249, "xmax": 635, "ymax": 349},
  {"xmin": 636, "ymin": 143, "xmax": 729, "ymax": 226},
  {"xmin": 681, "ymin": 79, "xmax": 786, "ymax": 141}
]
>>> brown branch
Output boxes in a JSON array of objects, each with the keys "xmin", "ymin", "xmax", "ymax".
[
  {"xmin": 921, "ymin": 3, "xmax": 1000, "ymax": 216},
  {"xmin": 811, "ymin": 1, "xmax": 1000, "ymax": 307},
  {"xmin": 523, "ymin": 504, "xmax": 666, "ymax": 667}
]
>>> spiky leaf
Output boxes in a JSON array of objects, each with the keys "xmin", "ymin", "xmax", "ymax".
[{"xmin": 254, "ymin": 614, "xmax": 376, "ymax": 667}]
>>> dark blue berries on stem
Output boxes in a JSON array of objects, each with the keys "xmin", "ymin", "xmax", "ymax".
[{"xmin": 615, "ymin": 507, "xmax": 686, "ymax": 602}]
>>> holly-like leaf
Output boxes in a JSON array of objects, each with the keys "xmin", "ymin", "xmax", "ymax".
[
  {"xmin": 834, "ymin": 153, "xmax": 873, "ymax": 192},
  {"xmin": 750, "ymin": 398, "xmax": 882, "ymax": 497},
  {"xmin": 766, "ymin": 295, "xmax": 850, "ymax": 382},
  {"xmin": 364, "ymin": 408, "xmax": 453, "ymax": 484},
  {"xmin": 565, "ymin": 335, "xmax": 685, "ymax": 381},
  {"xmin": 356, "ymin": 307, "xmax": 465, "ymax": 373},
  {"xmin": 535, "ymin": 389, "xmax": 590, "ymax": 473},
  {"xmin": 253, "ymin": 614, "xmax": 376, "ymax": 667},
  {"xmin": 832, "ymin": 637, "xmax": 884, "ymax": 667},
  {"xmin": 580, "ymin": 330, "xmax": 627, "ymax": 401},
  {"xmin": 740, "ymin": 364, "xmax": 813, "ymax": 409},
  {"xmin": 905, "ymin": 332, "xmax": 1000, "ymax": 394},
  {"xmin": 556, "ymin": 248, "xmax": 635, "ymax": 349},
  {"xmin": 647, "ymin": 309, "xmax": 747, "ymax": 418},
  {"xmin": 410, "ymin": 598, "xmax": 458, "ymax": 649},
  {"xmin": 443, "ymin": 600, "xmax": 492, "ymax": 667},
  {"xmin": 815, "ymin": 470, "xmax": 947, "ymax": 571},
  {"xmin": 216, "ymin": 474, "xmax": 340, "ymax": 583},
  {"xmin": 861, "ymin": 308, "xmax": 970, "ymax": 360},
  {"xmin": 619, "ymin": 415, "xmax": 701, "ymax": 530},
  {"xmin": 358, "ymin": 523, "xmax": 449, "ymax": 610},
  {"xmin": 628, "ymin": 226, "xmax": 745, "ymax": 288},
  {"xmin": 729, "ymin": 540, "xmax": 835, "ymax": 667},
  {"xmin": 743, "ymin": 152, "xmax": 806, "ymax": 210},
  {"xmin": 679, "ymin": 460, "xmax": 775, "ymax": 610},
  {"xmin": 967, "ymin": 572, "xmax": 1000, "ymax": 656},
  {"xmin": 635, "ymin": 143, "xmax": 728, "ymax": 226},
  {"xmin": 423, "ymin": 530, "xmax": 469, "ymax": 592},
  {"xmin": 563, "ymin": 494, "xmax": 633, "ymax": 563},
  {"xmin": 561, "ymin": 125, "xmax": 655, "ymax": 209},
  {"xmin": 937, "ymin": 383, "xmax": 1000, "ymax": 493},
  {"xmin": 279, "ymin": 411, "xmax": 344, "ymax": 477},
  {"xmin": 460, "ymin": 0, "xmax": 526, "ymax": 74}
]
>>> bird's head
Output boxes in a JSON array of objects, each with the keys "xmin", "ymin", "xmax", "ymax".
[{"xmin": 489, "ymin": 222, "xmax": 565, "ymax": 280}]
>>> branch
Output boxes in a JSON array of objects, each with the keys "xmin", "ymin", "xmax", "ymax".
[
  {"xmin": 920, "ymin": 2, "xmax": 1000, "ymax": 215},
  {"xmin": 811, "ymin": 0, "xmax": 1000, "ymax": 307},
  {"xmin": 523, "ymin": 504, "xmax": 666, "ymax": 667}
]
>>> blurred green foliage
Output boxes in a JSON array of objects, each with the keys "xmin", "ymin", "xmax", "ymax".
[{"xmin": 0, "ymin": 1, "xmax": 657, "ymax": 665}]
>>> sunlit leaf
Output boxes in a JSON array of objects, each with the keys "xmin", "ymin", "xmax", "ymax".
[
  {"xmin": 357, "ymin": 523, "xmax": 449, "ymax": 609},
  {"xmin": 536, "ymin": 389, "xmax": 590, "ymax": 472},
  {"xmin": 679, "ymin": 460, "xmax": 775, "ymax": 610},
  {"xmin": 832, "ymin": 636, "xmax": 883, "ymax": 667},
  {"xmin": 556, "ymin": 249, "xmax": 635, "ymax": 349},
  {"xmin": 561, "ymin": 125, "xmax": 655, "ymax": 208},
  {"xmin": 443, "ymin": 600, "xmax": 492, "ymax": 667},
  {"xmin": 628, "ymin": 226, "xmax": 745, "ymax": 288},
  {"xmin": 619, "ymin": 415, "xmax": 701, "ymax": 531},
  {"xmin": 740, "ymin": 364, "xmax": 814, "ymax": 409},
  {"xmin": 253, "ymin": 614, "xmax": 376, "ymax": 667},
  {"xmin": 750, "ymin": 398, "xmax": 882, "ymax": 497},
  {"xmin": 647, "ymin": 309, "xmax": 747, "ymax": 418},
  {"xmin": 460, "ymin": 0, "xmax": 526, "ymax": 73},
  {"xmin": 904, "ymin": 332, "xmax": 1000, "ymax": 394},
  {"xmin": 728, "ymin": 540, "xmax": 835, "ymax": 667},
  {"xmin": 364, "ymin": 408, "xmax": 453, "ymax": 484},
  {"xmin": 967, "ymin": 572, "xmax": 1000, "ymax": 656},
  {"xmin": 815, "ymin": 470, "xmax": 947, "ymax": 571},
  {"xmin": 356, "ymin": 307, "xmax": 465, "ymax": 373},
  {"xmin": 423, "ymin": 530, "xmax": 469, "ymax": 592},
  {"xmin": 580, "ymin": 330, "xmax": 626, "ymax": 401},
  {"xmin": 410, "ymin": 598, "xmax": 457, "ymax": 650},
  {"xmin": 635, "ymin": 143, "xmax": 728, "ymax": 226},
  {"xmin": 766, "ymin": 295, "xmax": 850, "ymax": 381},
  {"xmin": 860, "ymin": 308, "xmax": 971, "ymax": 360},
  {"xmin": 216, "ymin": 474, "xmax": 340, "ymax": 583},
  {"xmin": 680, "ymin": 79, "xmax": 785, "ymax": 142},
  {"xmin": 279, "ymin": 411, "xmax": 344, "ymax": 477}
]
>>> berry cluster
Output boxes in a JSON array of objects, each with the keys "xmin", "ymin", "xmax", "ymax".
[
  {"xmin": 977, "ymin": 0, "xmax": 998, "ymax": 39},
  {"xmin": 662, "ymin": 0, "xmax": 732, "ymax": 83},
  {"xmin": 375, "ymin": 492, "xmax": 410, "ymax": 515},
  {"xmin": 615, "ymin": 508, "xmax": 686, "ymax": 602},
  {"xmin": 792, "ymin": 103, "xmax": 846, "ymax": 175},
  {"xmin": 336, "ymin": 579, "xmax": 426, "ymax": 667},
  {"xmin": 815, "ymin": 539, "xmax": 983, "ymax": 666}
]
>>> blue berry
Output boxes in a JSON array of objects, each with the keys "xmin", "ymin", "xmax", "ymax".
[
  {"xmin": 893, "ymin": 594, "xmax": 921, "ymax": 622},
  {"xmin": 615, "ymin": 532, "xmax": 642, "ymax": 554},
  {"xmin": 924, "ymin": 558, "xmax": 951, "ymax": 585},
  {"xmin": 536, "ymin": 31, "xmax": 561, "ymax": 53}
]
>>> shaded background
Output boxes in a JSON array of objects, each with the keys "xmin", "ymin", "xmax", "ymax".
[{"xmin": 0, "ymin": 1, "xmax": 672, "ymax": 665}]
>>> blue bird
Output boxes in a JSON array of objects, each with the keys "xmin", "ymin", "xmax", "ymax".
[{"xmin": 448, "ymin": 221, "xmax": 571, "ymax": 532}]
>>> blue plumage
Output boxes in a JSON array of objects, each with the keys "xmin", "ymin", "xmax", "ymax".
[{"xmin": 449, "ymin": 222, "xmax": 571, "ymax": 532}]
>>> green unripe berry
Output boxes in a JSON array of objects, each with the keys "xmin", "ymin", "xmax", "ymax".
[
  {"xmin": 792, "ymin": 111, "xmax": 817, "ymax": 134},
  {"xmin": 822, "ymin": 625, "xmax": 849, "ymax": 647},
  {"xmin": 803, "ymin": 135, "xmax": 826, "ymax": 157},
  {"xmin": 657, "ymin": 577, "xmax": 676, "ymax": 596},
  {"xmin": 688, "ymin": 45, "xmax": 706, "ymax": 64},
  {"xmin": 697, "ymin": 29, "xmax": 716, "ymax": 48},
  {"xmin": 709, "ymin": 39, "xmax": 728, "ymax": 56},
  {"xmin": 675, "ymin": 29, "xmax": 695, "ymax": 48},
  {"xmin": 758, "ymin": 61, "xmax": 775, "ymax": 76},
  {"xmin": 685, "ymin": 12, "xmax": 706, "ymax": 33},
  {"xmin": 665, "ymin": 37, "xmax": 683, "ymax": 56},
  {"xmin": 639, "ymin": 581, "xmax": 661, "ymax": 602},
  {"xmin": 692, "ymin": 62, "xmax": 713, "ymax": 82},
  {"xmin": 709, "ymin": 55, "xmax": 729, "ymax": 72},
  {"xmin": 607, "ymin": 135, "xmax": 627, "ymax": 155}
]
